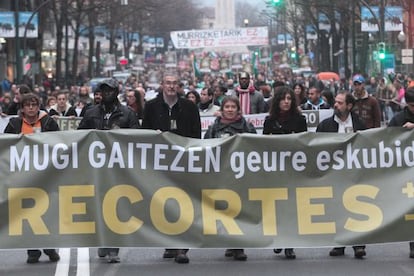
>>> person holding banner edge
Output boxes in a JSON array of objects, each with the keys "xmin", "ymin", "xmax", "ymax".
[
  {"xmin": 4, "ymin": 92, "xmax": 61, "ymax": 264},
  {"xmin": 388, "ymin": 86, "xmax": 414, "ymax": 258}
]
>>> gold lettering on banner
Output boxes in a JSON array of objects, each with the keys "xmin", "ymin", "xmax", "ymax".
[
  {"xmin": 8, "ymin": 188, "xmax": 50, "ymax": 235},
  {"xmin": 202, "ymin": 189, "xmax": 243, "ymax": 235},
  {"xmin": 103, "ymin": 185, "xmax": 143, "ymax": 234},
  {"xmin": 6, "ymin": 184, "xmax": 387, "ymax": 239},
  {"xmin": 150, "ymin": 187, "xmax": 194, "ymax": 235},
  {"xmin": 59, "ymin": 185, "xmax": 95, "ymax": 234},
  {"xmin": 296, "ymin": 187, "xmax": 336, "ymax": 234},
  {"xmin": 249, "ymin": 188, "xmax": 288, "ymax": 235},
  {"xmin": 343, "ymin": 185, "xmax": 383, "ymax": 232}
]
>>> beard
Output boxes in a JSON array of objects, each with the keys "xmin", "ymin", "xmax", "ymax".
[
  {"xmin": 239, "ymin": 81, "xmax": 249, "ymax": 89},
  {"xmin": 102, "ymin": 93, "xmax": 117, "ymax": 105},
  {"xmin": 334, "ymin": 108, "xmax": 349, "ymax": 118}
]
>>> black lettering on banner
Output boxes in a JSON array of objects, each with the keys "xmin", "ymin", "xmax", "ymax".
[{"xmin": 303, "ymin": 111, "xmax": 320, "ymax": 128}]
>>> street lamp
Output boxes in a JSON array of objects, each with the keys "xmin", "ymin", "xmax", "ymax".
[
  {"xmin": 398, "ymin": 31, "xmax": 406, "ymax": 43},
  {"xmin": 244, "ymin": 19, "xmax": 249, "ymax": 27},
  {"xmin": 368, "ymin": 33, "xmax": 375, "ymax": 43},
  {"xmin": 397, "ymin": 31, "xmax": 407, "ymax": 73},
  {"xmin": 0, "ymin": 38, "xmax": 5, "ymax": 51}
]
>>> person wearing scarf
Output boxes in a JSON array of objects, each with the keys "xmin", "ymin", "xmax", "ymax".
[
  {"xmin": 235, "ymin": 71, "xmax": 266, "ymax": 115},
  {"xmin": 204, "ymin": 95, "xmax": 256, "ymax": 260}
]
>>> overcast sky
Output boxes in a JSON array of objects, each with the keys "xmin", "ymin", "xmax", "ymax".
[{"xmin": 197, "ymin": 0, "xmax": 264, "ymax": 8}]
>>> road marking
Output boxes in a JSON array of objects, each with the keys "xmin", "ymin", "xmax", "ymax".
[
  {"xmin": 76, "ymin": 248, "xmax": 90, "ymax": 276},
  {"xmin": 54, "ymin": 248, "xmax": 70, "ymax": 276}
]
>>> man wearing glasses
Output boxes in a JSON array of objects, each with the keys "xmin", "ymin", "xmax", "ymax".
[
  {"xmin": 4, "ymin": 93, "xmax": 61, "ymax": 263},
  {"xmin": 142, "ymin": 71, "xmax": 201, "ymax": 264},
  {"xmin": 351, "ymin": 74, "xmax": 381, "ymax": 128}
]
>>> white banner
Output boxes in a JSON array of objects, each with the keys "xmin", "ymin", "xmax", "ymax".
[
  {"xmin": 1, "ymin": 110, "xmax": 333, "ymax": 136},
  {"xmin": 201, "ymin": 110, "xmax": 333, "ymax": 135},
  {"xmin": 170, "ymin": 27, "xmax": 269, "ymax": 49}
]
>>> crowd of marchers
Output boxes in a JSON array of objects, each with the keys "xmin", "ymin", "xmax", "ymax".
[{"xmin": 1, "ymin": 67, "xmax": 414, "ymax": 264}]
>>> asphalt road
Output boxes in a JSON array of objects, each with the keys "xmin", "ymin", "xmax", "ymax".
[{"xmin": 1, "ymin": 243, "xmax": 414, "ymax": 276}]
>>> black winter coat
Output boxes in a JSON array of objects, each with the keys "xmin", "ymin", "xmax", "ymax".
[
  {"xmin": 316, "ymin": 113, "xmax": 366, "ymax": 132},
  {"xmin": 204, "ymin": 116, "xmax": 256, "ymax": 138},
  {"xmin": 77, "ymin": 103, "xmax": 139, "ymax": 130},
  {"xmin": 388, "ymin": 107, "xmax": 414, "ymax": 127},
  {"xmin": 142, "ymin": 94, "xmax": 201, "ymax": 138},
  {"xmin": 4, "ymin": 113, "xmax": 59, "ymax": 134},
  {"xmin": 49, "ymin": 106, "xmax": 77, "ymax": 117},
  {"xmin": 263, "ymin": 113, "xmax": 307, "ymax": 135}
]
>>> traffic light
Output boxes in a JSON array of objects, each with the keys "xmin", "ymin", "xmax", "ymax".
[
  {"xmin": 378, "ymin": 42, "xmax": 386, "ymax": 60},
  {"xmin": 271, "ymin": 0, "xmax": 282, "ymax": 6},
  {"xmin": 290, "ymin": 49, "xmax": 296, "ymax": 59}
]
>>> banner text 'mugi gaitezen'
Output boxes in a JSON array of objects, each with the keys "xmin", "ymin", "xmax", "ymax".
[{"xmin": 1, "ymin": 129, "xmax": 414, "ymax": 249}]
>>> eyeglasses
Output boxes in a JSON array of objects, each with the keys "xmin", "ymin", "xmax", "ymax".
[
  {"xmin": 164, "ymin": 81, "xmax": 178, "ymax": 86},
  {"xmin": 353, "ymin": 82, "xmax": 362, "ymax": 86},
  {"xmin": 23, "ymin": 102, "xmax": 39, "ymax": 108}
]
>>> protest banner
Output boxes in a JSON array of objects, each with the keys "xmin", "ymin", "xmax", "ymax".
[
  {"xmin": 170, "ymin": 27, "xmax": 268, "ymax": 49},
  {"xmin": 1, "ymin": 128, "xmax": 414, "ymax": 249}
]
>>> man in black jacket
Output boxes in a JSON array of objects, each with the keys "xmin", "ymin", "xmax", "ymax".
[
  {"xmin": 142, "ymin": 72, "xmax": 201, "ymax": 139},
  {"xmin": 316, "ymin": 91, "xmax": 368, "ymax": 259},
  {"xmin": 317, "ymin": 91, "xmax": 366, "ymax": 133},
  {"xmin": 142, "ymin": 71, "xmax": 201, "ymax": 264},
  {"xmin": 78, "ymin": 78, "xmax": 139, "ymax": 263},
  {"xmin": 78, "ymin": 78, "xmax": 139, "ymax": 130}
]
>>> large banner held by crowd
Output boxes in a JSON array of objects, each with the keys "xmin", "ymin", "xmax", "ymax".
[{"xmin": 1, "ymin": 128, "xmax": 414, "ymax": 249}]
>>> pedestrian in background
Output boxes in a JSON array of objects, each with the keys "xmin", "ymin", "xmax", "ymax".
[
  {"xmin": 234, "ymin": 71, "xmax": 265, "ymax": 114},
  {"xmin": 125, "ymin": 88, "xmax": 144, "ymax": 120},
  {"xmin": 300, "ymin": 86, "xmax": 330, "ymax": 110},
  {"xmin": 6, "ymin": 84, "xmax": 32, "ymax": 115},
  {"xmin": 351, "ymin": 74, "xmax": 381, "ymax": 128},
  {"xmin": 48, "ymin": 91, "xmax": 77, "ymax": 117},
  {"xmin": 198, "ymin": 87, "xmax": 220, "ymax": 116},
  {"xmin": 293, "ymin": 83, "xmax": 307, "ymax": 107},
  {"xmin": 185, "ymin": 90, "xmax": 200, "ymax": 105}
]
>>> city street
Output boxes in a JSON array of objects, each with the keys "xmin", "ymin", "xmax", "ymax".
[{"xmin": 1, "ymin": 243, "xmax": 414, "ymax": 276}]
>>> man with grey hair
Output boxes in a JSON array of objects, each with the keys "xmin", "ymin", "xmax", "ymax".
[{"xmin": 142, "ymin": 71, "xmax": 201, "ymax": 264}]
